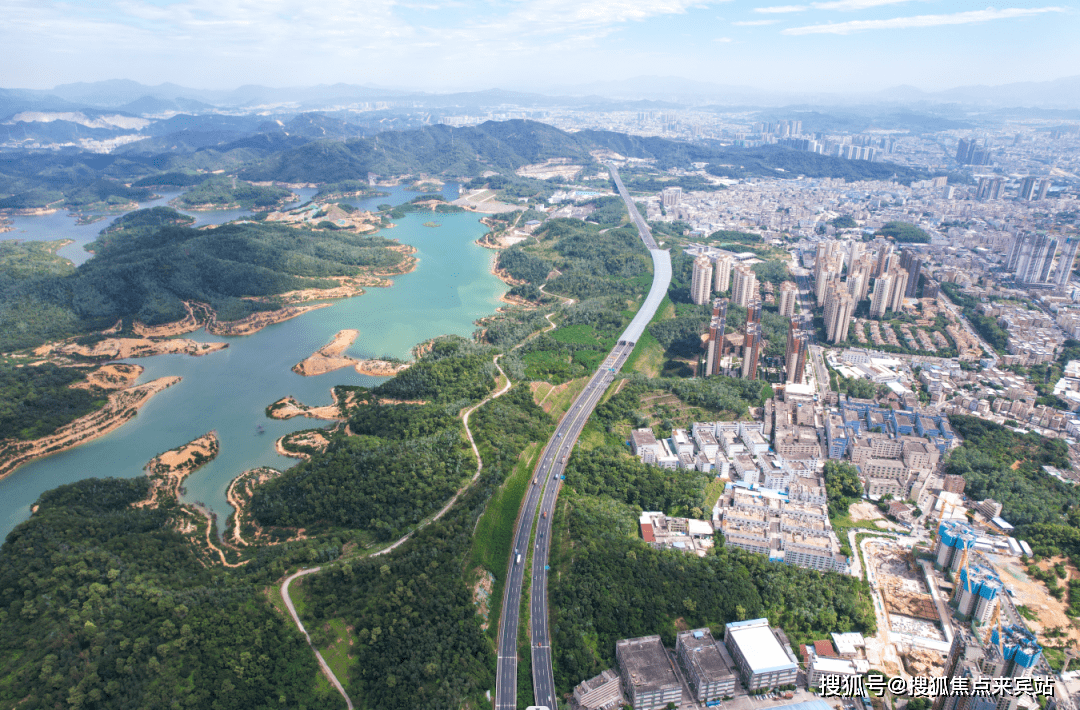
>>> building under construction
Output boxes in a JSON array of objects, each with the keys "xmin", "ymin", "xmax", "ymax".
[
  {"xmin": 742, "ymin": 300, "xmax": 763, "ymax": 380},
  {"xmin": 705, "ymin": 298, "xmax": 729, "ymax": 376},
  {"xmin": 785, "ymin": 316, "xmax": 811, "ymax": 384}
]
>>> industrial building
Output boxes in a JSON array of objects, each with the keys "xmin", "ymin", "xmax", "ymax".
[
  {"xmin": 723, "ymin": 618, "xmax": 799, "ymax": 691},
  {"xmin": 716, "ymin": 485, "xmax": 847, "ymax": 573},
  {"xmin": 570, "ymin": 669, "xmax": 624, "ymax": 710},
  {"xmin": 615, "ymin": 636, "xmax": 682, "ymax": 710},
  {"xmin": 675, "ymin": 629, "xmax": 737, "ymax": 704}
]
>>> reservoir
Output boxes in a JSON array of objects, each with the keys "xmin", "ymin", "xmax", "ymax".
[{"xmin": 0, "ymin": 184, "xmax": 507, "ymax": 538}]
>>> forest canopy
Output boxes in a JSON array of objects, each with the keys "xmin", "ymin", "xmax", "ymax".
[{"xmin": 0, "ymin": 209, "xmax": 406, "ymax": 351}]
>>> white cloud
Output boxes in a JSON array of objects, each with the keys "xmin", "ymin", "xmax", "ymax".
[
  {"xmin": 784, "ymin": 6, "xmax": 1066, "ymax": 34},
  {"xmin": 811, "ymin": 0, "xmax": 916, "ymax": 9},
  {"xmin": 754, "ymin": 4, "xmax": 807, "ymax": 12},
  {"xmin": 733, "ymin": 19, "xmax": 779, "ymax": 25},
  {"xmin": 714, "ymin": 36, "xmax": 734, "ymax": 41}
]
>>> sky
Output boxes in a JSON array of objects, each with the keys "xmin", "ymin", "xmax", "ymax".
[{"xmin": 3, "ymin": 0, "xmax": 1078, "ymax": 93}]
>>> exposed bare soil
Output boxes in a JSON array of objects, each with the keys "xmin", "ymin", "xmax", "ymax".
[
  {"xmin": 293, "ymin": 329, "xmax": 360, "ymax": 376},
  {"xmin": 0, "ymin": 376, "xmax": 181, "ymax": 481}
]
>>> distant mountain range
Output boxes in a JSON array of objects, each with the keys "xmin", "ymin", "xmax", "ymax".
[
  {"xmin": 2, "ymin": 74, "xmax": 1080, "ymax": 121},
  {"xmin": 548, "ymin": 74, "xmax": 1080, "ymax": 109}
]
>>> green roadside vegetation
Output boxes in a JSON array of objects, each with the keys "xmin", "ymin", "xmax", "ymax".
[
  {"xmin": 624, "ymin": 327, "xmax": 664, "ymax": 377},
  {"xmin": 287, "ymin": 581, "xmax": 357, "ymax": 698},
  {"xmin": 492, "ymin": 206, "xmax": 662, "ymax": 385}
]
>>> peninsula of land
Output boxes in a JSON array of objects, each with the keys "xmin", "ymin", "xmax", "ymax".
[
  {"xmin": 292, "ymin": 329, "xmax": 413, "ymax": 378},
  {"xmin": 0, "ymin": 373, "xmax": 182, "ymax": 481}
]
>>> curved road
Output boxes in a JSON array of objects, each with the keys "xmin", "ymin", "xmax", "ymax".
[
  {"xmin": 494, "ymin": 163, "xmax": 672, "ymax": 710},
  {"xmin": 280, "ymin": 355, "xmax": 511, "ymax": 707},
  {"xmin": 282, "ymin": 567, "xmax": 354, "ymax": 709}
]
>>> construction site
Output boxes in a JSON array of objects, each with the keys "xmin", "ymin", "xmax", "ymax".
[{"xmin": 862, "ymin": 537, "xmax": 949, "ymax": 678}]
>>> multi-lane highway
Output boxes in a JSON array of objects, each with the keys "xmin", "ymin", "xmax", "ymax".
[{"xmin": 494, "ymin": 163, "xmax": 670, "ymax": 710}]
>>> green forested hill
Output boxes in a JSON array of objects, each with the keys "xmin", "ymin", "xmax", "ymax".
[
  {"xmin": 0, "ymin": 363, "xmax": 104, "ymax": 440},
  {"xmin": 945, "ymin": 415, "xmax": 1080, "ymax": 558},
  {"xmin": 173, "ymin": 176, "xmax": 292, "ymax": 208},
  {"xmin": 0, "ymin": 208, "xmax": 406, "ymax": 351},
  {"xmin": 239, "ymin": 120, "xmax": 592, "ymax": 183},
  {"xmin": 250, "ymin": 339, "xmax": 496, "ymax": 539},
  {"xmin": 0, "ymin": 119, "xmax": 934, "ymax": 208},
  {"xmin": 0, "ymin": 477, "xmax": 341, "ymax": 709},
  {"xmin": 0, "ymin": 239, "xmax": 76, "ymax": 279}
]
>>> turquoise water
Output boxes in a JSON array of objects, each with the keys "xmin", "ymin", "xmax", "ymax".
[
  {"xmin": 0, "ymin": 184, "xmax": 505, "ymax": 539},
  {"xmin": 2, "ymin": 187, "xmax": 320, "ymax": 265}
]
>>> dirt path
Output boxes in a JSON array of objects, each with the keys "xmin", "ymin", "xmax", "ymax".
[
  {"xmin": 282, "ymin": 568, "xmax": 354, "ymax": 709},
  {"xmin": 279, "ymin": 355, "xmax": 512, "ymax": 700},
  {"xmin": 368, "ymin": 354, "xmax": 512, "ymax": 559}
]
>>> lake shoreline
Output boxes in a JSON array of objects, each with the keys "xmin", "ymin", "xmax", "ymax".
[{"xmin": 0, "ymin": 376, "xmax": 182, "ymax": 483}]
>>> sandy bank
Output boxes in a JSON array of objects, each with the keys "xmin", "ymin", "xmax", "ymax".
[
  {"xmin": 490, "ymin": 260, "xmax": 528, "ymax": 287},
  {"xmin": 292, "ymin": 330, "xmax": 412, "ymax": 378},
  {"xmin": 133, "ymin": 302, "xmax": 209, "ymax": 337},
  {"xmin": 355, "ymin": 359, "xmax": 410, "ymax": 377},
  {"xmin": 134, "ymin": 431, "xmax": 219, "ymax": 509},
  {"xmin": 225, "ymin": 467, "xmax": 308, "ymax": 548},
  {"xmin": 206, "ymin": 304, "xmax": 330, "ymax": 336},
  {"xmin": 266, "ymin": 395, "xmax": 346, "ymax": 421},
  {"xmin": 275, "ymin": 430, "xmax": 331, "ymax": 459},
  {"xmin": 0, "ymin": 376, "xmax": 182, "ymax": 481},
  {"xmin": 37, "ymin": 337, "xmax": 228, "ymax": 360},
  {"xmin": 451, "ymin": 190, "xmax": 518, "ymax": 214},
  {"xmin": 72, "ymin": 363, "xmax": 144, "ymax": 390},
  {"xmin": 293, "ymin": 329, "xmax": 359, "ymax": 376}
]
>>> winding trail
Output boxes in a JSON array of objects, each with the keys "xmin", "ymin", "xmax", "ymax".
[
  {"xmin": 281, "ymin": 568, "xmax": 353, "ymax": 709},
  {"xmin": 278, "ymin": 354, "xmax": 511, "ymax": 706}
]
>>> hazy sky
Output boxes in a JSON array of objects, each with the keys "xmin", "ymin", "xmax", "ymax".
[{"xmin": 3, "ymin": 0, "xmax": 1077, "ymax": 93}]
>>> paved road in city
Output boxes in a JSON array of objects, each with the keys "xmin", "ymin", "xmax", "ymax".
[
  {"xmin": 494, "ymin": 163, "xmax": 671, "ymax": 710},
  {"xmin": 792, "ymin": 264, "xmax": 831, "ymax": 398}
]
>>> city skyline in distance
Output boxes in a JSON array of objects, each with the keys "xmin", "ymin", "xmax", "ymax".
[{"xmin": 3, "ymin": 0, "xmax": 1077, "ymax": 99}]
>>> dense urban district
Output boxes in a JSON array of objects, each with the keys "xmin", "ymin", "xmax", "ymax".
[{"xmin": 1, "ymin": 95, "xmax": 1080, "ymax": 710}]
